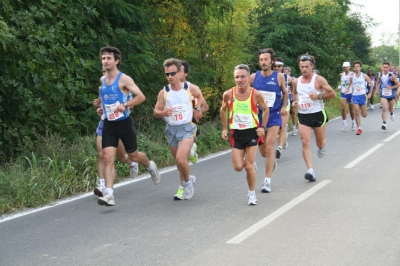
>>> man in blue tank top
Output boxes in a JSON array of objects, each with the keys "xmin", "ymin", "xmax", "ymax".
[
  {"xmin": 292, "ymin": 54, "xmax": 336, "ymax": 182},
  {"xmin": 375, "ymin": 62, "xmax": 400, "ymax": 130},
  {"xmin": 97, "ymin": 46, "xmax": 161, "ymax": 207},
  {"xmin": 249, "ymin": 48, "xmax": 288, "ymax": 193}
]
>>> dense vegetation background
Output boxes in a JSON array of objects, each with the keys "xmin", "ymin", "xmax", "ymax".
[{"xmin": 0, "ymin": 0, "xmax": 399, "ymax": 214}]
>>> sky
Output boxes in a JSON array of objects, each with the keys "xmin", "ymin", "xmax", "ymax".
[{"xmin": 350, "ymin": 0, "xmax": 399, "ymax": 47}]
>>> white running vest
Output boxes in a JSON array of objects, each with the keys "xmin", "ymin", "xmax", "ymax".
[
  {"xmin": 297, "ymin": 74, "xmax": 324, "ymax": 114},
  {"xmin": 352, "ymin": 72, "xmax": 367, "ymax": 96},
  {"xmin": 340, "ymin": 72, "xmax": 353, "ymax": 93},
  {"xmin": 163, "ymin": 84, "xmax": 193, "ymax": 125}
]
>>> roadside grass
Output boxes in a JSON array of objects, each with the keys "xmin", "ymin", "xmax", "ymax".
[{"xmin": 0, "ymin": 120, "xmax": 230, "ymax": 216}]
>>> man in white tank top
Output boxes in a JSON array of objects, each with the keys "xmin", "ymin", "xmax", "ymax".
[
  {"xmin": 351, "ymin": 61, "xmax": 373, "ymax": 135},
  {"xmin": 292, "ymin": 54, "xmax": 336, "ymax": 182},
  {"xmin": 338, "ymin": 61, "xmax": 356, "ymax": 131},
  {"xmin": 154, "ymin": 58, "xmax": 208, "ymax": 200}
]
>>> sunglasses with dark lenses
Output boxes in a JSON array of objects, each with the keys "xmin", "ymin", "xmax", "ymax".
[
  {"xmin": 300, "ymin": 55, "xmax": 314, "ymax": 63},
  {"xmin": 165, "ymin": 71, "xmax": 178, "ymax": 77}
]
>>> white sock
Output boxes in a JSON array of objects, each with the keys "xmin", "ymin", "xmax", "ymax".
[
  {"xmin": 130, "ymin": 162, "xmax": 137, "ymax": 167},
  {"xmin": 248, "ymin": 190, "xmax": 255, "ymax": 195},
  {"xmin": 105, "ymin": 188, "xmax": 113, "ymax": 196},
  {"xmin": 308, "ymin": 168, "xmax": 314, "ymax": 173},
  {"xmin": 99, "ymin": 178, "xmax": 105, "ymax": 188},
  {"xmin": 265, "ymin": 177, "xmax": 271, "ymax": 184},
  {"xmin": 146, "ymin": 161, "xmax": 154, "ymax": 171},
  {"xmin": 352, "ymin": 120, "xmax": 355, "ymax": 124},
  {"xmin": 278, "ymin": 146, "xmax": 282, "ymax": 149}
]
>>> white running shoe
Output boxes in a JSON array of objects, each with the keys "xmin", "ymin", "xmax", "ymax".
[
  {"xmin": 370, "ymin": 104, "xmax": 374, "ymax": 110},
  {"xmin": 261, "ymin": 180, "xmax": 271, "ymax": 193},
  {"xmin": 275, "ymin": 146, "xmax": 282, "ymax": 159},
  {"xmin": 273, "ymin": 159, "xmax": 277, "ymax": 172},
  {"xmin": 391, "ymin": 113, "xmax": 395, "ymax": 121},
  {"xmin": 93, "ymin": 186, "xmax": 103, "ymax": 197},
  {"xmin": 381, "ymin": 123, "xmax": 387, "ymax": 130},
  {"xmin": 183, "ymin": 175, "xmax": 196, "ymax": 199},
  {"xmin": 341, "ymin": 123, "xmax": 347, "ymax": 131},
  {"xmin": 148, "ymin": 161, "xmax": 161, "ymax": 185},
  {"xmin": 292, "ymin": 125, "xmax": 298, "ymax": 136},
  {"xmin": 97, "ymin": 193, "xmax": 115, "ymax": 206},
  {"xmin": 351, "ymin": 123, "xmax": 356, "ymax": 131},
  {"xmin": 129, "ymin": 163, "xmax": 139, "ymax": 179},
  {"xmin": 248, "ymin": 192, "xmax": 258, "ymax": 205},
  {"xmin": 304, "ymin": 169, "xmax": 316, "ymax": 182},
  {"xmin": 317, "ymin": 147, "xmax": 326, "ymax": 158}
]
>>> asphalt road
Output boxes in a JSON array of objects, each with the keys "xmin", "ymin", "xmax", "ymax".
[{"xmin": 1, "ymin": 105, "xmax": 400, "ymax": 266}]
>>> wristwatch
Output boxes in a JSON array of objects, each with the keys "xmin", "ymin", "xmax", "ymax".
[
  {"xmin": 318, "ymin": 94, "xmax": 323, "ymax": 100},
  {"xmin": 194, "ymin": 107, "xmax": 201, "ymax": 111}
]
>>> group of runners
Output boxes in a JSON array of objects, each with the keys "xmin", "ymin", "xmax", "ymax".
[{"xmin": 92, "ymin": 45, "xmax": 398, "ymax": 207}]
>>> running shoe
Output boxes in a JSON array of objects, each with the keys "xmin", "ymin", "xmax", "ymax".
[
  {"xmin": 341, "ymin": 123, "xmax": 347, "ymax": 131},
  {"xmin": 129, "ymin": 163, "xmax": 139, "ymax": 179},
  {"xmin": 248, "ymin": 192, "xmax": 258, "ymax": 205},
  {"xmin": 391, "ymin": 113, "xmax": 395, "ymax": 121},
  {"xmin": 356, "ymin": 128, "xmax": 362, "ymax": 135},
  {"xmin": 148, "ymin": 161, "xmax": 161, "ymax": 185},
  {"xmin": 275, "ymin": 146, "xmax": 282, "ymax": 159},
  {"xmin": 183, "ymin": 175, "xmax": 196, "ymax": 200},
  {"xmin": 97, "ymin": 193, "xmax": 115, "ymax": 206},
  {"xmin": 370, "ymin": 104, "xmax": 374, "ymax": 110},
  {"xmin": 254, "ymin": 161, "xmax": 257, "ymax": 171},
  {"xmin": 261, "ymin": 180, "xmax": 271, "ymax": 193},
  {"xmin": 93, "ymin": 186, "xmax": 103, "ymax": 197},
  {"xmin": 317, "ymin": 147, "xmax": 326, "ymax": 158},
  {"xmin": 304, "ymin": 169, "xmax": 316, "ymax": 182},
  {"xmin": 381, "ymin": 123, "xmax": 387, "ymax": 130},
  {"xmin": 351, "ymin": 123, "xmax": 356, "ymax": 131},
  {"xmin": 380, "ymin": 104, "xmax": 382, "ymax": 108},
  {"xmin": 189, "ymin": 143, "xmax": 198, "ymax": 164},
  {"xmin": 174, "ymin": 187, "xmax": 184, "ymax": 200},
  {"xmin": 292, "ymin": 125, "xmax": 298, "ymax": 136}
]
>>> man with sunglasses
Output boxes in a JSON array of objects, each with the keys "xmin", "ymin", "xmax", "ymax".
[
  {"xmin": 338, "ymin": 62, "xmax": 355, "ymax": 131},
  {"xmin": 366, "ymin": 68, "xmax": 376, "ymax": 109},
  {"xmin": 249, "ymin": 48, "xmax": 288, "ymax": 193},
  {"xmin": 292, "ymin": 54, "xmax": 336, "ymax": 182},
  {"xmin": 220, "ymin": 64, "xmax": 268, "ymax": 205},
  {"xmin": 351, "ymin": 61, "xmax": 374, "ymax": 135},
  {"xmin": 273, "ymin": 57, "xmax": 292, "ymax": 160},
  {"xmin": 154, "ymin": 58, "xmax": 207, "ymax": 200},
  {"xmin": 97, "ymin": 46, "xmax": 161, "ymax": 207}
]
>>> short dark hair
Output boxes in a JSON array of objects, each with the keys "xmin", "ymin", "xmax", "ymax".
[
  {"xmin": 181, "ymin": 60, "xmax": 190, "ymax": 75},
  {"xmin": 99, "ymin": 46, "xmax": 122, "ymax": 67},
  {"xmin": 352, "ymin": 61, "xmax": 362, "ymax": 67},
  {"xmin": 163, "ymin": 58, "xmax": 182, "ymax": 71},
  {"xmin": 258, "ymin": 48, "xmax": 276, "ymax": 61}
]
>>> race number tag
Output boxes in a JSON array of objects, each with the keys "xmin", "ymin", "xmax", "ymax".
[
  {"xmin": 299, "ymin": 96, "xmax": 313, "ymax": 110},
  {"xmin": 171, "ymin": 104, "xmax": 188, "ymax": 122},
  {"xmin": 260, "ymin": 91, "xmax": 276, "ymax": 107},
  {"xmin": 232, "ymin": 114, "xmax": 253, "ymax": 129},
  {"xmin": 355, "ymin": 83, "xmax": 365, "ymax": 94},
  {"xmin": 104, "ymin": 101, "xmax": 123, "ymax": 121},
  {"xmin": 383, "ymin": 88, "xmax": 392, "ymax": 96}
]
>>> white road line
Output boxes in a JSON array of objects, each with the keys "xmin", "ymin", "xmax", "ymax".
[
  {"xmin": 226, "ymin": 180, "xmax": 332, "ymax": 244},
  {"xmin": 0, "ymin": 150, "xmax": 232, "ymax": 223},
  {"xmin": 344, "ymin": 143, "xmax": 384, "ymax": 169},
  {"xmin": 383, "ymin": 130, "xmax": 400, "ymax": 142}
]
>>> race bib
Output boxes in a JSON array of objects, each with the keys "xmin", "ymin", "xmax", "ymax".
[
  {"xmin": 170, "ymin": 103, "xmax": 189, "ymax": 122},
  {"xmin": 299, "ymin": 96, "xmax": 313, "ymax": 110},
  {"xmin": 354, "ymin": 83, "xmax": 365, "ymax": 94},
  {"xmin": 104, "ymin": 101, "xmax": 123, "ymax": 121},
  {"xmin": 383, "ymin": 88, "xmax": 392, "ymax": 96},
  {"xmin": 232, "ymin": 114, "xmax": 253, "ymax": 129},
  {"xmin": 260, "ymin": 91, "xmax": 276, "ymax": 107}
]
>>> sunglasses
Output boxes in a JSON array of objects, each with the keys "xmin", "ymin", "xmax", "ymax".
[
  {"xmin": 300, "ymin": 55, "xmax": 314, "ymax": 63},
  {"xmin": 165, "ymin": 71, "xmax": 178, "ymax": 77},
  {"xmin": 274, "ymin": 65, "xmax": 283, "ymax": 68}
]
